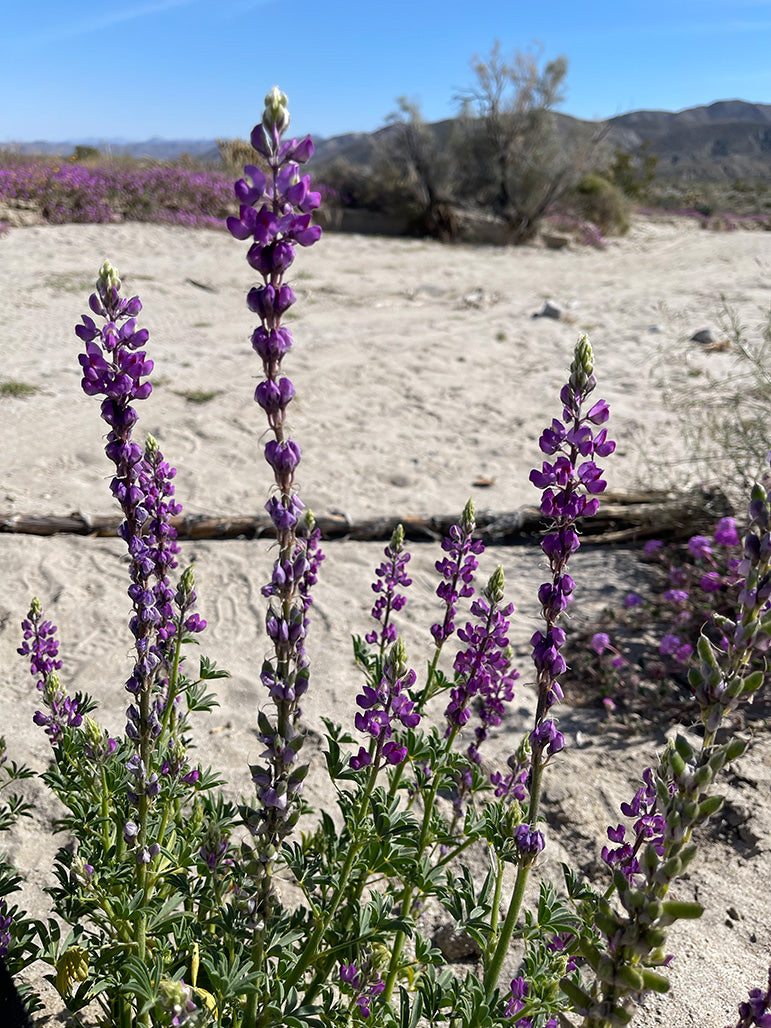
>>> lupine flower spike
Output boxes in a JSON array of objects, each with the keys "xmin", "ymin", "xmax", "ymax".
[
  {"xmin": 228, "ymin": 88, "xmax": 323, "ymax": 922},
  {"xmin": 484, "ymin": 335, "xmax": 614, "ymax": 1002},
  {"xmin": 76, "ymin": 261, "xmax": 205, "ymax": 864}
]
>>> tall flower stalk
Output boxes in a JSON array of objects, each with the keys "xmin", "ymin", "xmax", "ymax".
[
  {"xmin": 227, "ymin": 86, "xmax": 324, "ymax": 1011},
  {"xmin": 75, "ymin": 261, "xmax": 206, "ymax": 1025},
  {"xmin": 485, "ymin": 334, "xmax": 615, "ymax": 998}
]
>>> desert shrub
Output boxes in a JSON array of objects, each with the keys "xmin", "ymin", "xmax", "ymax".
[
  {"xmin": 607, "ymin": 144, "xmax": 658, "ymax": 202},
  {"xmin": 72, "ymin": 145, "xmax": 101, "ymax": 163},
  {"xmin": 567, "ymin": 174, "xmax": 630, "ymax": 236},
  {"xmin": 451, "ymin": 41, "xmax": 598, "ymax": 242},
  {"xmin": 375, "ymin": 98, "xmax": 458, "ymax": 239},
  {"xmin": 217, "ymin": 136, "xmax": 263, "ymax": 179}
]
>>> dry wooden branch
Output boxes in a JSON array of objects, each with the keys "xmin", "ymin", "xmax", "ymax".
[{"xmin": 0, "ymin": 486, "xmax": 732, "ymax": 545}]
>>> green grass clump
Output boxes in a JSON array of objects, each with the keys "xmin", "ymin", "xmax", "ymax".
[
  {"xmin": 174, "ymin": 389, "xmax": 222, "ymax": 404},
  {"xmin": 0, "ymin": 380, "xmax": 38, "ymax": 398}
]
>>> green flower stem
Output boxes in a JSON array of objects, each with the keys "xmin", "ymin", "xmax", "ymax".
[
  {"xmin": 483, "ymin": 744, "xmax": 546, "ymax": 1001},
  {"xmin": 483, "ymin": 860, "xmax": 530, "ymax": 999},
  {"xmin": 282, "ymin": 757, "xmax": 381, "ymax": 1010},
  {"xmin": 99, "ymin": 766, "xmax": 111, "ymax": 855},
  {"xmin": 383, "ymin": 727, "xmax": 458, "ymax": 1003},
  {"xmin": 489, "ymin": 847, "xmax": 503, "ymax": 936}
]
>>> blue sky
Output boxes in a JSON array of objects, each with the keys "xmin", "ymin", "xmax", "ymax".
[{"xmin": 3, "ymin": 0, "xmax": 770, "ymax": 143}]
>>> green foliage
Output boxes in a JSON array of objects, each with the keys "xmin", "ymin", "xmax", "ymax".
[
  {"xmin": 569, "ymin": 174, "xmax": 630, "ymax": 236},
  {"xmin": 216, "ymin": 136, "xmax": 262, "ymax": 178},
  {"xmin": 608, "ymin": 144, "xmax": 658, "ymax": 201},
  {"xmin": 73, "ymin": 144, "xmax": 101, "ymax": 163}
]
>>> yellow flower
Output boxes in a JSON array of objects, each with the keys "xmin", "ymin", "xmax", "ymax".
[{"xmin": 55, "ymin": 945, "xmax": 89, "ymax": 996}]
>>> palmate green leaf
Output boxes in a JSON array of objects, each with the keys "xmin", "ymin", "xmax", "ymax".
[
  {"xmin": 199, "ymin": 947, "xmax": 259, "ymax": 1001},
  {"xmin": 198, "ymin": 655, "xmax": 230, "ymax": 681},
  {"xmin": 1, "ymin": 759, "xmax": 36, "ymax": 783},
  {"xmin": 185, "ymin": 678, "xmax": 221, "ymax": 713},
  {"xmin": 116, "ymin": 952, "xmax": 165, "ymax": 1008},
  {"xmin": 0, "ymin": 863, "xmax": 25, "ymax": 899},
  {"xmin": 260, "ymin": 981, "xmax": 325, "ymax": 1028},
  {"xmin": 416, "ymin": 963, "xmax": 454, "ymax": 1022},
  {"xmin": 323, "ymin": 733, "xmax": 358, "ymax": 780},
  {"xmin": 522, "ymin": 880, "xmax": 580, "ymax": 938},
  {"xmin": 368, "ymin": 789, "xmax": 421, "ymax": 844}
]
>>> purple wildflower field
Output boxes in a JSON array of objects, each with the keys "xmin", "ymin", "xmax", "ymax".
[{"xmin": 0, "ymin": 154, "xmax": 234, "ymax": 228}]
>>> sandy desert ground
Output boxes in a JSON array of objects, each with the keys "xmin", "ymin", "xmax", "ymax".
[{"xmin": 0, "ymin": 217, "xmax": 770, "ymax": 1025}]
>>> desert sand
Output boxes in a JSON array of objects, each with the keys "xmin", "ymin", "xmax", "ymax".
[{"xmin": 0, "ymin": 218, "xmax": 770, "ymax": 1026}]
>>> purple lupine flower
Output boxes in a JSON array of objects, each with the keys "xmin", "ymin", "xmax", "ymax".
[
  {"xmin": 19, "ymin": 600, "xmax": 82, "ymax": 744},
  {"xmin": 548, "ymin": 932, "xmax": 577, "ymax": 974},
  {"xmin": 602, "ymin": 767, "xmax": 667, "ymax": 882},
  {"xmin": 624, "ymin": 592, "xmax": 644, "ymax": 607},
  {"xmin": 365, "ymin": 524, "xmax": 412, "ymax": 651},
  {"xmin": 431, "ymin": 499, "xmax": 484, "ymax": 646},
  {"xmin": 445, "ymin": 566, "xmax": 519, "ymax": 768},
  {"xmin": 520, "ymin": 336, "xmax": 614, "ymax": 874},
  {"xmin": 505, "ymin": 976, "xmax": 529, "ymax": 1019},
  {"xmin": 157, "ymin": 979, "xmax": 199, "ymax": 1027},
  {"xmin": 351, "ymin": 639, "xmax": 419, "ymax": 770},
  {"xmin": 729, "ymin": 968, "xmax": 771, "ymax": 1028},
  {"xmin": 513, "ymin": 824, "xmax": 545, "ymax": 863},
  {"xmin": 688, "ymin": 535, "xmax": 713, "ymax": 561},
  {"xmin": 338, "ymin": 960, "xmax": 384, "ymax": 1020},
  {"xmin": 198, "ymin": 830, "xmax": 232, "ymax": 873},
  {"xmin": 715, "ymin": 516, "xmax": 740, "ymax": 548},
  {"xmin": 591, "ymin": 632, "xmax": 610, "ymax": 654},
  {"xmin": 76, "ymin": 262, "xmax": 189, "ymax": 761},
  {"xmin": 529, "ymin": 719, "xmax": 565, "ymax": 761},
  {"xmin": 83, "ymin": 716, "xmax": 118, "ymax": 763},
  {"xmin": 700, "ymin": 571, "xmax": 724, "ymax": 593},
  {"xmin": 339, "ymin": 963, "xmax": 362, "ymax": 988},
  {"xmin": 491, "ymin": 747, "xmax": 530, "ymax": 801},
  {"xmin": 0, "ymin": 901, "xmax": 12, "ymax": 959},
  {"xmin": 529, "ymin": 336, "xmax": 615, "ymax": 726},
  {"xmin": 17, "ymin": 599, "xmax": 62, "ymax": 690},
  {"xmin": 446, "ymin": 567, "xmax": 514, "ymax": 731}
]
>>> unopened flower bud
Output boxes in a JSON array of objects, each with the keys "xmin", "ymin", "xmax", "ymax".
[
  {"xmin": 263, "ymin": 86, "xmax": 290, "ymax": 136},
  {"xmin": 461, "ymin": 498, "xmax": 476, "ymax": 534},
  {"xmin": 385, "ymin": 637, "xmax": 408, "ymax": 679},
  {"xmin": 98, "ymin": 259, "xmax": 120, "ymax": 291},
  {"xmin": 486, "ymin": 565, "xmax": 505, "ymax": 605},
  {"xmin": 570, "ymin": 333, "xmax": 594, "ymax": 392}
]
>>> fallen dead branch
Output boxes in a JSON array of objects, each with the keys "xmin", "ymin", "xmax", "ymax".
[{"xmin": 0, "ymin": 486, "xmax": 732, "ymax": 545}]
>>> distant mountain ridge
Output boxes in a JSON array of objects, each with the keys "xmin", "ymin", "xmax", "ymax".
[{"xmin": 6, "ymin": 99, "xmax": 771, "ymax": 182}]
